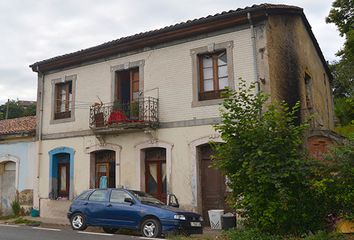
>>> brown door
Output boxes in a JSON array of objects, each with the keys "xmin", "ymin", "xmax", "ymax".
[
  {"xmin": 58, "ymin": 163, "xmax": 70, "ymax": 198},
  {"xmin": 95, "ymin": 163, "xmax": 110, "ymax": 188},
  {"xmin": 200, "ymin": 145, "xmax": 225, "ymax": 224},
  {"xmin": 145, "ymin": 148, "xmax": 167, "ymax": 203},
  {"xmin": 95, "ymin": 151, "xmax": 115, "ymax": 188},
  {"xmin": 116, "ymin": 68, "xmax": 139, "ymax": 103}
]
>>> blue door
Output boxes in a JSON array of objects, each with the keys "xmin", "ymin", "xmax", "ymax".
[{"xmin": 105, "ymin": 189, "xmax": 142, "ymax": 229}]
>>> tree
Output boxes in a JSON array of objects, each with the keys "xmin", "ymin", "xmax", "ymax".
[
  {"xmin": 0, "ymin": 100, "xmax": 36, "ymax": 120},
  {"xmin": 212, "ymin": 81, "xmax": 327, "ymax": 234},
  {"xmin": 327, "ymin": 0, "xmax": 354, "ymax": 128}
]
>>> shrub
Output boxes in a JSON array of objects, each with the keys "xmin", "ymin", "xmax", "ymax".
[
  {"xmin": 11, "ymin": 200, "xmax": 21, "ymax": 216},
  {"xmin": 213, "ymin": 80, "xmax": 328, "ymax": 234}
]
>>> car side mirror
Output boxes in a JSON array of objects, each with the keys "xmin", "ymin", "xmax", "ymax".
[
  {"xmin": 167, "ymin": 194, "xmax": 179, "ymax": 208},
  {"xmin": 124, "ymin": 197, "xmax": 134, "ymax": 205}
]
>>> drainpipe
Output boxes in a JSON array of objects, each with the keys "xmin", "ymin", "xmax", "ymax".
[
  {"xmin": 35, "ymin": 66, "xmax": 45, "ymax": 213},
  {"xmin": 247, "ymin": 12, "xmax": 261, "ymax": 94}
]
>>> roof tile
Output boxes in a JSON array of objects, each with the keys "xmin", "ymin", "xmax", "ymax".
[{"xmin": 0, "ymin": 116, "xmax": 36, "ymax": 136}]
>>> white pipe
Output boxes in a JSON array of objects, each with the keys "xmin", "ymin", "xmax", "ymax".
[{"xmin": 247, "ymin": 12, "xmax": 261, "ymax": 94}]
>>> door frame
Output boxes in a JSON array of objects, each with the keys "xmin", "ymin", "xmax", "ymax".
[
  {"xmin": 189, "ymin": 135, "xmax": 223, "ymax": 214},
  {"xmin": 0, "ymin": 155, "xmax": 20, "ymax": 191},
  {"xmin": 135, "ymin": 140, "xmax": 173, "ymax": 196}
]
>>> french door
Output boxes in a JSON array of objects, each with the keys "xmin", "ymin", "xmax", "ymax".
[{"xmin": 145, "ymin": 148, "xmax": 167, "ymax": 203}]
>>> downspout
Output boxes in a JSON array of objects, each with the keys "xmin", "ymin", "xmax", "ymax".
[
  {"xmin": 247, "ymin": 12, "xmax": 261, "ymax": 94},
  {"xmin": 35, "ymin": 66, "xmax": 45, "ymax": 213}
]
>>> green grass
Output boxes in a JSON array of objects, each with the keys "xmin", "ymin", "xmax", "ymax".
[
  {"xmin": 221, "ymin": 229, "xmax": 351, "ymax": 240},
  {"xmin": 0, "ymin": 215, "xmax": 16, "ymax": 220},
  {"xmin": 12, "ymin": 217, "xmax": 41, "ymax": 226}
]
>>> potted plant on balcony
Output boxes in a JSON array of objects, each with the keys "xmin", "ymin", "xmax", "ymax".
[
  {"xmin": 92, "ymin": 102, "xmax": 104, "ymax": 127},
  {"xmin": 130, "ymin": 101, "xmax": 141, "ymax": 122},
  {"xmin": 108, "ymin": 100, "xmax": 128, "ymax": 125}
]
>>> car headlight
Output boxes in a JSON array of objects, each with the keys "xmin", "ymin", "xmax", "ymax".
[
  {"xmin": 174, "ymin": 214, "xmax": 186, "ymax": 220},
  {"xmin": 199, "ymin": 216, "xmax": 203, "ymax": 222}
]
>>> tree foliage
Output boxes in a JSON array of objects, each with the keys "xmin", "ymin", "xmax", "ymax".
[
  {"xmin": 0, "ymin": 100, "xmax": 36, "ymax": 120},
  {"xmin": 326, "ymin": 0, "xmax": 354, "ymax": 128},
  {"xmin": 212, "ymin": 81, "xmax": 327, "ymax": 234}
]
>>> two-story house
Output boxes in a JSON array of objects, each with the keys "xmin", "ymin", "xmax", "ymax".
[
  {"xmin": 0, "ymin": 116, "xmax": 36, "ymax": 215},
  {"xmin": 30, "ymin": 4, "xmax": 337, "ymax": 221}
]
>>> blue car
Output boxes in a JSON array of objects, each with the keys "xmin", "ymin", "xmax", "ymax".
[{"xmin": 67, "ymin": 188, "xmax": 203, "ymax": 238}]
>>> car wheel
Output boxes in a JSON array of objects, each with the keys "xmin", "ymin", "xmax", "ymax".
[
  {"xmin": 141, "ymin": 218, "xmax": 161, "ymax": 238},
  {"xmin": 70, "ymin": 213, "xmax": 87, "ymax": 231},
  {"xmin": 102, "ymin": 227, "xmax": 118, "ymax": 234}
]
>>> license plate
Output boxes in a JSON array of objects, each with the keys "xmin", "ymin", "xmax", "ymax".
[{"xmin": 190, "ymin": 222, "xmax": 201, "ymax": 227}]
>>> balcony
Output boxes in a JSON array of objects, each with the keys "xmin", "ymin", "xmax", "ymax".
[{"xmin": 89, "ymin": 97, "xmax": 158, "ymax": 134}]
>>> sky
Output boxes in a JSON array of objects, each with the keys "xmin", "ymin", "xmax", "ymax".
[{"xmin": 0, "ymin": 0, "xmax": 344, "ymax": 104}]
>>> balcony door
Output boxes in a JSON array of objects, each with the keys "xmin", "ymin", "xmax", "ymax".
[{"xmin": 115, "ymin": 68, "xmax": 139, "ymax": 103}]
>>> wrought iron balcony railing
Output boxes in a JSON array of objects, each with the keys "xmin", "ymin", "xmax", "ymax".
[{"xmin": 89, "ymin": 97, "xmax": 158, "ymax": 131}]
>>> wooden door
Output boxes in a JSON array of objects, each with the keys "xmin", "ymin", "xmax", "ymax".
[
  {"xmin": 95, "ymin": 151, "xmax": 115, "ymax": 188},
  {"xmin": 95, "ymin": 163, "xmax": 110, "ymax": 188},
  {"xmin": 116, "ymin": 68, "xmax": 139, "ymax": 103},
  {"xmin": 200, "ymin": 145, "xmax": 225, "ymax": 224},
  {"xmin": 58, "ymin": 163, "xmax": 70, "ymax": 198},
  {"xmin": 145, "ymin": 148, "xmax": 167, "ymax": 203}
]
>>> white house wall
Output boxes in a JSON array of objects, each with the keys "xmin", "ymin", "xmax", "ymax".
[
  {"xmin": 41, "ymin": 28, "xmax": 255, "ymax": 135},
  {"xmin": 39, "ymin": 125, "xmax": 216, "ymax": 211}
]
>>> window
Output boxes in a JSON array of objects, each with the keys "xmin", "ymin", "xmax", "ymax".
[
  {"xmin": 191, "ymin": 41, "xmax": 234, "ymax": 107},
  {"xmin": 304, "ymin": 73, "xmax": 313, "ymax": 110},
  {"xmin": 89, "ymin": 190, "xmax": 107, "ymax": 202},
  {"xmin": 51, "ymin": 75, "xmax": 76, "ymax": 124},
  {"xmin": 110, "ymin": 190, "xmax": 132, "ymax": 203},
  {"xmin": 75, "ymin": 190, "xmax": 92, "ymax": 201},
  {"xmin": 54, "ymin": 81, "xmax": 72, "ymax": 119},
  {"xmin": 198, "ymin": 50, "xmax": 228, "ymax": 101}
]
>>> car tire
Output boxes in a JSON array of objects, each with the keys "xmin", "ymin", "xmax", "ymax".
[
  {"xmin": 141, "ymin": 218, "xmax": 161, "ymax": 238},
  {"xmin": 70, "ymin": 213, "xmax": 87, "ymax": 231},
  {"xmin": 102, "ymin": 227, "xmax": 118, "ymax": 234}
]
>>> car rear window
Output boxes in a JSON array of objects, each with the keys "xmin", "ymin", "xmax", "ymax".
[
  {"xmin": 89, "ymin": 190, "xmax": 107, "ymax": 202},
  {"xmin": 75, "ymin": 190, "xmax": 92, "ymax": 200}
]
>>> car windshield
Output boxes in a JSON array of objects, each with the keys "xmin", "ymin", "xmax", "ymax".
[{"xmin": 129, "ymin": 190, "xmax": 164, "ymax": 205}]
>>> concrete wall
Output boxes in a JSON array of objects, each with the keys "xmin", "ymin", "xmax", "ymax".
[
  {"xmin": 265, "ymin": 15, "xmax": 334, "ymax": 130},
  {"xmin": 0, "ymin": 140, "xmax": 36, "ymax": 214},
  {"xmin": 0, "ymin": 141, "xmax": 36, "ymax": 191}
]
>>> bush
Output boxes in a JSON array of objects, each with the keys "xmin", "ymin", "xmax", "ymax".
[
  {"xmin": 312, "ymin": 136, "xmax": 354, "ymax": 221},
  {"xmin": 213, "ymin": 80, "xmax": 328, "ymax": 234},
  {"xmin": 11, "ymin": 200, "xmax": 21, "ymax": 216},
  {"xmin": 223, "ymin": 228, "xmax": 282, "ymax": 240}
]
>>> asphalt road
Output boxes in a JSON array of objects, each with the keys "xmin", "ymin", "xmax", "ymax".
[{"xmin": 0, "ymin": 224, "xmax": 164, "ymax": 240}]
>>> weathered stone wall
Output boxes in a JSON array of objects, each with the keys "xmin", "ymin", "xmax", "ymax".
[{"xmin": 265, "ymin": 14, "xmax": 334, "ymax": 130}]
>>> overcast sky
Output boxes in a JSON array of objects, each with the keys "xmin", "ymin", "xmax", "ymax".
[{"xmin": 0, "ymin": 0, "xmax": 343, "ymax": 104}]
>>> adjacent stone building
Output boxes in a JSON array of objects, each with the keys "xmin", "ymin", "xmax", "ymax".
[
  {"xmin": 29, "ymin": 4, "xmax": 337, "ymax": 222},
  {"xmin": 0, "ymin": 116, "xmax": 36, "ymax": 215}
]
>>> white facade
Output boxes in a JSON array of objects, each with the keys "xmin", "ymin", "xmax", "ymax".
[{"xmin": 35, "ymin": 27, "xmax": 256, "ymax": 218}]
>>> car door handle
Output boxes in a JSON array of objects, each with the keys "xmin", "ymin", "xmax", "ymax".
[{"xmin": 107, "ymin": 204, "xmax": 112, "ymax": 207}]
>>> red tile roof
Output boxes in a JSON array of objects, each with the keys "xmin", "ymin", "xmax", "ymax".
[{"xmin": 0, "ymin": 116, "xmax": 36, "ymax": 136}]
